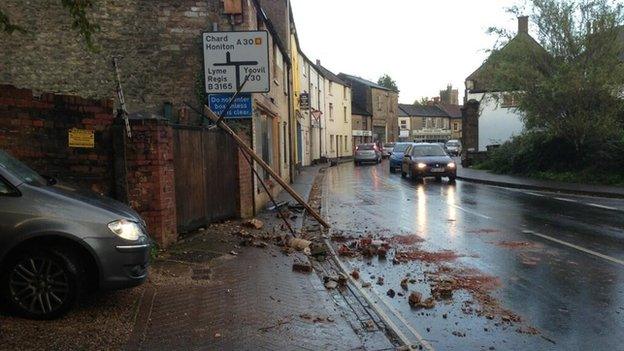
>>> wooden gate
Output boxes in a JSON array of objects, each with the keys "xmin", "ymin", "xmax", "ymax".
[{"xmin": 172, "ymin": 125, "xmax": 239, "ymax": 232}]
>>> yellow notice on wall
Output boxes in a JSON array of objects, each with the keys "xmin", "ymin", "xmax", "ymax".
[{"xmin": 68, "ymin": 128, "xmax": 95, "ymax": 148}]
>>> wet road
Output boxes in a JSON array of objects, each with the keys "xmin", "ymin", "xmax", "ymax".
[{"xmin": 323, "ymin": 160, "xmax": 624, "ymax": 351}]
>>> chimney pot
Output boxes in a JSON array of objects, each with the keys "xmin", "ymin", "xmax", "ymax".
[
  {"xmin": 316, "ymin": 59, "xmax": 321, "ymax": 66},
  {"xmin": 518, "ymin": 16, "xmax": 529, "ymax": 34}
]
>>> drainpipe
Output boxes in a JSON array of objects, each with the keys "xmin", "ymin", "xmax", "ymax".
[{"xmin": 288, "ymin": 64, "xmax": 294, "ymax": 183}]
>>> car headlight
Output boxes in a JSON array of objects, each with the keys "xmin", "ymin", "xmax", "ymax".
[
  {"xmin": 417, "ymin": 163, "xmax": 427, "ymax": 169},
  {"xmin": 108, "ymin": 219, "xmax": 143, "ymax": 241},
  {"xmin": 447, "ymin": 162, "xmax": 456, "ymax": 168}
]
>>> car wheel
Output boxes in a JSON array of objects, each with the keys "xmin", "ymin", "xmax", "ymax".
[
  {"xmin": 449, "ymin": 176, "xmax": 456, "ymax": 183},
  {"xmin": 1, "ymin": 248, "xmax": 82, "ymax": 320}
]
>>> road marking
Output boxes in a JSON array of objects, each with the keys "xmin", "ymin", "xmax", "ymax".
[
  {"xmin": 449, "ymin": 204, "xmax": 492, "ymax": 219},
  {"xmin": 522, "ymin": 230, "xmax": 624, "ymax": 266},
  {"xmin": 586, "ymin": 203, "xmax": 618, "ymax": 211},
  {"xmin": 553, "ymin": 197, "xmax": 578, "ymax": 203},
  {"xmin": 525, "ymin": 191, "xmax": 546, "ymax": 197}
]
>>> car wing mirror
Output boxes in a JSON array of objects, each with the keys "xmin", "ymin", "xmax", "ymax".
[{"xmin": 42, "ymin": 175, "xmax": 58, "ymax": 186}]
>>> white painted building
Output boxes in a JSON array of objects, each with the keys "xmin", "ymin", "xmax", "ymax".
[{"xmin": 465, "ymin": 16, "xmax": 544, "ymax": 151}]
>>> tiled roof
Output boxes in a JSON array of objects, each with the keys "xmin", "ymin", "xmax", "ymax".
[
  {"xmin": 315, "ymin": 64, "xmax": 350, "ymax": 86},
  {"xmin": 338, "ymin": 73, "xmax": 397, "ymax": 92},
  {"xmin": 352, "ymin": 101, "xmax": 371, "ymax": 116},
  {"xmin": 398, "ymin": 104, "xmax": 448, "ymax": 117},
  {"xmin": 436, "ymin": 104, "xmax": 462, "ymax": 119}
]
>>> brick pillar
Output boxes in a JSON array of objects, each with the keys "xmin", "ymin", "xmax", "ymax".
[
  {"xmin": 125, "ymin": 119, "xmax": 178, "ymax": 247},
  {"xmin": 236, "ymin": 129, "xmax": 254, "ymax": 219}
]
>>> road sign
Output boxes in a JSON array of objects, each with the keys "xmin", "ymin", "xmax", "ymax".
[
  {"xmin": 299, "ymin": 93, "xmax": 309, "ymax": 110},
  {"xmin": 208, "ymin": 93, "xmax": 252, "ymax": 119},
  {"xmin": 203, "ymin": 31, "xmax": 270, "ymax": 94},
  {"xmin": 68, "ymin": 128, "xmax": 94, "ymax": 148}
]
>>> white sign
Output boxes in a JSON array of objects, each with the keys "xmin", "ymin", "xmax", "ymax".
[
  {"xmin": 400, "ymin": 130, "xmax": 410, "ymax": 138},
  {"xmin": 203, "ymin": 31, "xmax": 270, "ymax": 93},
  {"xmin": 353, "ymin": 130, "xmax": 373, "ymax": 137}
]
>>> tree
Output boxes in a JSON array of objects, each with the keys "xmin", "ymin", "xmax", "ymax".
[
  {"xmin": 414, "ymin": 97, "xmax": 430, "ymax": 105},
  {"xmin": 486, "ymin": 0, "xmax": 624, "ymax": 156},
  {"xmin": 0, "ymin": 0, "xmax": 99, "ymax": 49},
  {"xmin": 377, "ymin": 74, "xmax": 399, "ymax": 92}
]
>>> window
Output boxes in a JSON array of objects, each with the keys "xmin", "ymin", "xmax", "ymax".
[
  {"xmin": 343, "ymin": 106, "xmax": 347, "ymax": 123},
  {"xmin": 501, "ymin": 93, "xmax": 519, "ymax": 108},
  {"xmin": 329, "ymin": 103, "xmax": 334, "ymax": 120},
  {"xmin": 329, "ymin": 81, "xmax": 333, "ymax": 95},
  {"xmin": 330, "ymin": 135, "xmax": 335, "ymax": 151},
  {"xmin": 344, "ymin": 136, "xmax": 348, "ymax": 151},
  {"xmin": 343, "ymin": 86, "xmax": 348, "ymax": 100},
  {"xmin": 453, "ymin": 122, "xmax": 459, "ymax": 131},
  {"xmin": 362, "ymin": 118, "xmax": 368, "ymax": 130},
  {"xmin": 0, "ymin": 178, "xmax": 15, "ymax": 196},
  {"xmin": 272, "ymin": 44, "xmax": 278, "ymax": 77},
  {"xmin": 377, "ymin": 96, "xmax": 382, "ymax": 110},
  {"xmin": 254, "ymin": 112, "xmax": 273, "ymax": 189}
]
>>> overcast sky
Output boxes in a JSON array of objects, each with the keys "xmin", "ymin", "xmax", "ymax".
[{"xmin": 290, "ymin": 0, "xmax": 521, "ymax": 104}]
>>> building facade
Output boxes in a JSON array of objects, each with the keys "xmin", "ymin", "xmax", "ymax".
[
  {"xmin": 397, "ymin": 104, "xmax": 451, "ymax": 142},
  {"xmin": 465, "ymin": 16, "xmax": 545, "ymax": 150},
  {"xmin": 317, "ymin": 63, "xmax": 352, "ymax": 160},
  {"xmin": 339, "ymin": 74, "xmax": 399, "ymax": 144},
  {"xmin": 0, "ymin": 0, "xmax": 295, "ymax": 230}
]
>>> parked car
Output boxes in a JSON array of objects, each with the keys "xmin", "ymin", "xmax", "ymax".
[
  {"xmin": 388, "ymin": 142, "xmax": 414, "ymax": 173},
  {"xmin": 401, "ymin": 143, "xmax": 456, "ymax": 182},
  {"xmin": 382, "ymin": 143, "xmax": 395, "ymax": 158},
  {"xmin": 0, "ymin": 150, "xmax": 151, "ymax": 319},
  {"xmin": 354, "ymin": 143, "xmax": 382, "ymax": 165},
  {"xmin": 445, "ymin": 139, "xmax": 462, "ymax": 156}
]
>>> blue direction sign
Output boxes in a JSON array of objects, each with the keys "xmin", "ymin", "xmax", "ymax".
[{"xmin": 208, "ymin": 93, "xmax": 252, "ymax": 119}]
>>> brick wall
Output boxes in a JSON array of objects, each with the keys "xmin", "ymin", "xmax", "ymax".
[
  {"xmin": 126, "ymin": 119, "xmax": 178, "ymax": 247},
  {"xmin": 0, "ymin": 85, "xmax": 178, "ymax": 247},
  {"xmin": 0, "ymin": 85, "xmax": 116, "ymax": 195}
]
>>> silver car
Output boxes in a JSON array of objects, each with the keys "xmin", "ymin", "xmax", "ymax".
[
  {"xmin": 382, "ymin": 143, "xmax": 395, "ymax": 158},
  {"xmin": 0, "ymin": 150, "xmax": 151, "ymax": 319},
  {"xmin": 445, "ymin": 139, "xmax": 462, "ymax": 156},
  {"xmin": 354, "ymin": 143, "xmax": 382, "ymax": 165}
]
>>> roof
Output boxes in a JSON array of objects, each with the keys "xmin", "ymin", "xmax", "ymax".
[
  {"xmin": 352, "ymin": 101, "xmax": 372, "ymax": 116},
  {"xmin": 315, "ymin": 64, "xmax": 350, "ymax": 86},
  {"xmin": 398, "ymin": 104, "xmax": 448, "ymax": 117},
  {"xmin": 338, "ymin": 73, "xmax": 397, "ymax": 92},
  {"xmin": 436, "ymin": 103, "xmax": 462, "ymax": 119},
  {"xmin": 466, "ymin": 32, "xmax": 548, "ymax": 93}
]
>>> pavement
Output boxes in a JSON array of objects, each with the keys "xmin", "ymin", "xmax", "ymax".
[
  {"xmin": 323, "ymin": 160, "xmax": 624, "ymax": 351},
  {"xmin": 125, "ymin": 165, "xmax": 397, "ymax": 351},
  {"xmin": 456, "ymin": 163, "xmax": 624, "ymax": 198}
]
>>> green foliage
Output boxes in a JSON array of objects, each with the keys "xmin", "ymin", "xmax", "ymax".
[
  {"xmin": 478, "ymin": 131, "xmax": 624, "ymax": 185},
  {"xmin": 0, "ymin": 8, "xmax": 26, "ymax": 34},
  {"xmin": 0, "ymin": 0, "xmax": 99, "ymax": 50},
  {"xmin": 486, "ymin": 0, "xmax": 624, "ymax": 152},
  {"xmin": 414, "ymin": 97, "xmax": 430, "ymax": 105},
  {"xmin": 377, "ymin": 74, "xmax": 399, "ymax": 92},
  {"xmin": 60, "ymin": 0, "xmax": 99, "ymax": 50}
]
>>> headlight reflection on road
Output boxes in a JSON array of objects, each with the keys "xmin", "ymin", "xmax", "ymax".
[
  {"xmin": 417, "ymin": 184, "xmax": 427, "ymax": 237},
  {"xmin": 446, "ymin": 186, "xmax": 457, "ymax": 237}
]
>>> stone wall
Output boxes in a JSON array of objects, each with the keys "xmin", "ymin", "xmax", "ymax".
[{"xmin": 0, "ymin": 0, "xmax": 251, "ymax": 117}]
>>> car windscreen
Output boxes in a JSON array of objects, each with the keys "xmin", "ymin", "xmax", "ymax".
[
  {"xmin": 0, "ymin": 150, "xmax": 47, "ymax": 186},
  {"xmin": 411, "ymin": 145, "xmax": 448, "ymax": 157},
  {"xmin": 358, "ymin": 144, "xmax": 374, "ymax": 150},
  {"xmin": 383, "ymin": 143, "xmax": 395, "ymax": 148},
  {"xmin": 446, "ymin": 141, "xmax": 460, "ymax": 147},
  {"xmin": 392, "ymin": 143, "xmax": 411, "ymax": 152}
]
